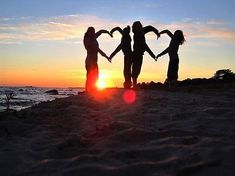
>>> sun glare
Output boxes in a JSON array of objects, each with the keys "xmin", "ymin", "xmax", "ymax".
[
  {"xmin": 95, "ymin": 72, "xmax": 115, "ymax": 90},
  {"xmin": 96, "ymin": 79, "xmax": 106, "ymax": 90}
]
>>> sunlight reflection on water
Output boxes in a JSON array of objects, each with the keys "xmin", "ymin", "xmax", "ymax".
[{"xmin": 0, "ymin": 87, "xmax": 84, "ymax": 112}]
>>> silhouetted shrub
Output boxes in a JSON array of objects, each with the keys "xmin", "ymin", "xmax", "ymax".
[
  {"xmin": 138, "ymin": 69, "xmax": 235, "ymax": 90},
  {"xmin": 213, "ymin": 69, "xmax": 235, "ymax": 81},
  {"xmin": 5, "ymin": 91, "xmax": 15, "ymax": 111}
]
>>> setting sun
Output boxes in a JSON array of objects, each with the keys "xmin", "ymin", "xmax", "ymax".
[
  {"xmin": 96, "ymin": 79, "xmax": 106, "ymax": 90},
  {"xmin": 95, "ymin": 72, "xmax": 115, "ymax": 89}
]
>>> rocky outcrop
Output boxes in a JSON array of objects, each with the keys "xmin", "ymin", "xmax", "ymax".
[{"xmin": 45, "ymin": 89, "xmax": 59, "ymax": 95}]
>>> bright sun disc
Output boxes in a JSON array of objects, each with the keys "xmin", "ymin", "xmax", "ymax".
[{"xmin": 96, "ymin": 79, "xmax": 106, "ymax": 90}]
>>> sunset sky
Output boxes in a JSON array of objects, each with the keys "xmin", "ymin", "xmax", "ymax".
[{"xmin": 1, "ymin": 0, "xmax": 235, "ymax": 87}]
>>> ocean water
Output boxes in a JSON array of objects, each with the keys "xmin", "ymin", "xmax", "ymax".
[{"xmin": 0, "ymin": 87, "xmax": 84, "ymax": 112}]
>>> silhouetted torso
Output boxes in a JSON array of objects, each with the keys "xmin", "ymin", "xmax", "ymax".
[
  {"xmin": 121, "ymin": 33, "xmax": 132, "ymax": 56},
  {"xmin": 133, "ymin": 32, "xmax": 146, "ymax": 55},
  {"xmin": 168, "ymin": 39, "xmax": 179, "ymax": 60},
  {"xmin": 84, "ymin": 36, "xmax": 99, "ymax": 65}
]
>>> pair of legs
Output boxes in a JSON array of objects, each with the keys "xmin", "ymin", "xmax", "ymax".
[
  {"xmin": 85, "ymin": 63, "xmax": 99, "ymax": 92},
  {"xmin": 131, "ymin": 53, "xmax": 143, "ymax": 88},
  {"xmin": 123, "ymin": 55, "xmax": 132, "ymax": 88},
  {"xmin": 167, "ymin": 58, "xmax": 179, "ymax": 89}
]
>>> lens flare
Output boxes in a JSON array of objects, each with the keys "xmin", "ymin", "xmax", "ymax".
[
  {"xmin": 96, "ymin": 79, "xmax": 106, "ymax": 90},
  {"xmin": 123, "ymin": 90, "xmax": 136, "ymax": 104}
]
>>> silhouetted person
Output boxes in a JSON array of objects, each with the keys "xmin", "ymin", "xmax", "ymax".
[
  {"xmin": 109, "ymin": 26, "xmax": 132, "ymax": 88},
  {"xmin": 83, "ymin": 27, "xmax": 111, "ymax": 92},
  {"xmin": 156, "ymin": 30, "xmax": 185, "ymax": 89},
  {"xmin": 132, "ymin": 21, "xmax": 159, "ymax": 88}
]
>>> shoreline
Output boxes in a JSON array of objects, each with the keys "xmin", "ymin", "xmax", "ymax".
[{"xmin": 0, "ymin": 87, "xmax": 84, "ymax": 112}]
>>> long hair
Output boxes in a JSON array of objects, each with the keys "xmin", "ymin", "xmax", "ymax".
[
  {"xmin": 123, "ymin": 25, "xmax": 130, "ymax": 36},
  {"xmin": 174, "ymin": 30, "xmax": 185, "ymax": 45},
  {"xmin": 84, "ymin": 27, "xmax": 96, "ymax": 50},
  {"xmin": 84, "ymin": 27, "xmax": 95, "ymax": 39}
]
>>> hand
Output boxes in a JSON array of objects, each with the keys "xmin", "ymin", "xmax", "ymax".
[
  {"xmin": 110, "ymin": 29, "xmax": 114, "ymax": 36},
  {"xmin": 155, "ymin": 55, "xmax": 160, "ymax": 61},
  {"xmin": 106, "ymin": 56, "xmax": 112, "ymax": 63},
  {"xmin": 109, "ymin": 32, "xmax": 113, "ymax": 38},
  {"xmin": 152, "ymin": 54, "xmax": 156, "ymax": 60},
  {"xmin": 157, "ymin": 33, "xmax": 160, "ymax": 39},
  {"xmin": 101, "ymin": 52, "xmax": 106, "ymax": 57},
  {"xmin": 101, "ymin": 53, "xmax": 109, "ymax": 60}
]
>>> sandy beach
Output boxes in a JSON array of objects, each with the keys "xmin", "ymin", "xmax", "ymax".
[{"xmin": 1, "ymin": 88, "xmax": 235, "ymax": 176}]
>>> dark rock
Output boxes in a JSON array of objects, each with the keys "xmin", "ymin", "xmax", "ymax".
[{"xmin": 45, "ymin": 89, "xmax": 59, "ymax": 95}]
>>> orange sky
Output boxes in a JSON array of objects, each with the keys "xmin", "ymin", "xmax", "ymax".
[{"xmin": 1, "ymin": 2, "xmax": 235, "ymax": 88}]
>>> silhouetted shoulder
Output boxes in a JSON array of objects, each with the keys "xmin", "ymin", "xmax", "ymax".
[{"xmin": 84, "ymin": 36, "xmax": 98, "ymax": 51}]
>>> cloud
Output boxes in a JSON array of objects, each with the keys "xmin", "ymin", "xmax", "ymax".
[
  {"xmin": 0, "ymin": 33, "xmax": 17, "ymax": 40},
  {"xmin": 144, "ymin": 4, "xmax": 160, "ymax": 8},
  {"xmin": 0, "ymin": 15, "xmax": 235, "ymax": 46},
  {"xmin": 0, "ymin": 41, "xmax": 22, "ymax": 45},
  {"xmin": 0, "ymin": 25, "xmax": 18, "ymax": 30},
  {"xmin": 147, "ymin": 19, "xmax": 235, "ymax": 45},
  {"xmin": 206, "ymin": 20, "xmax": 225, "ymax": 25},
  {"xmin": 0, "ymin": 14, "xmax": 122, "ymax": 44},
  {"xmin": 129, "ymin": 1, "xmax": 160, "ymax": 9},
  {"xmin": 201, "ymin": 27, "xmax": 235, "ymax": 42},
  {"xmin": 0, "ymin": 18, "xmax": 13, "ymax": 22}
]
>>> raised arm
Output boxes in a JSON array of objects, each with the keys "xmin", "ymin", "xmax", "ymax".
[
  {"xmin": 159, "ymin": 30, "xmax": 174, "ymax": 39},
  {"xmin": 95, "ymin": 29, "xmax": 112, "ymax": 38},
  {"xmin": 145, "ymin": 44, "xmax": 156, "ymax": 60},
  {"xmin": 109, "ymin": 44, "xmax": 122, "ymax": 60},
  {"xmin": 143, "ymin": 25, "xmax": 159, "ymax": 38},
  {"xmin": 98, "ymin": 48, "xmax": 111, "ymax": 62},
  {"xmin": 157, "ymin": 47, "xmax": 169, "ymax": 59},
  {"xmin": 110, "ymin": 27, "xmax": 123, "ymax": 35}
]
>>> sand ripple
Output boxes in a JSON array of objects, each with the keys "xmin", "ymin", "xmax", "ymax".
[{"xmin": 1, "ymin": 89, "xmax": 235, "ymax": 175}]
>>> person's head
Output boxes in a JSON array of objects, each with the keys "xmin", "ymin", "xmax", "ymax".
[
  {"xmin": 123, "ymin": 25, "xmax": 130, "ymax": 35},
  {"xmin": 174, "ymin": 30, "xmax": 185, "ymax": 45},
  {"xmin": 132, "ymin": 21, "xmax": 143, "ymax": 33},
  {"xmin": 85, "ymin": 27, "xmax": 95, "ymax": 38}
]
